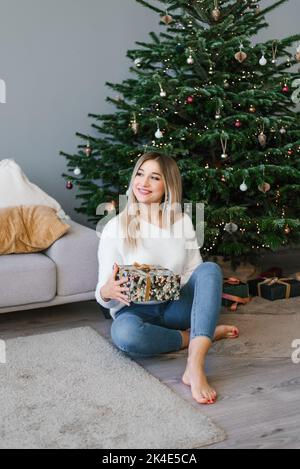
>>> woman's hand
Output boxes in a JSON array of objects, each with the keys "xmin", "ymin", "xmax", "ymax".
[{"xmin": 100, "ymin": 263, "xmax": 131, "ymax": 306}]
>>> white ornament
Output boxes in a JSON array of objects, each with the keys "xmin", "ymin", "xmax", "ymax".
[
  {"xmin": 279, "ymin": 127, "xmax": 286, "ymax": 135},
  {"xmin": 259, "ymin": 54, "xmax": 267, "ymax": 66},
  {"xmin": 155, "ymin": 128, "xmax": 163, "ymax": 139},
  {"xmin": 74, "ymin": 167, "xmax": 81, "ymax": 176},
  {"xmin": 225, "ymin": 222, "xmax": 238, "ymax": 234},
  {"xmin": 160, "ymin": 90, "xmax": 167, "ymax": 97},
  {"xmin": 240, "ymin": 181, "xmax": 248, "ymax": 192},
  {"xmin": 134, "ymin": 58, "xmax": 142, "ymax": 67},
  {"xmin": 187, "ymin": 55, "xmax": 194, "ymax": 65}
]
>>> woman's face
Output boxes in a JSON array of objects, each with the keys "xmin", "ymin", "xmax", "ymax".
[{"xmin": 133, "ymin": 159, "xmax": 165, "ymax": 206}]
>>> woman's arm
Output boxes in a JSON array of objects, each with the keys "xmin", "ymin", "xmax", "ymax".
[{"xmin": 95, "ymin": 220, "xmax": 123, "ymax": 309}]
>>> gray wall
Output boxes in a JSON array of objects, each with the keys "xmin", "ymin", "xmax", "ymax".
[{"xmin": 0, "ymin": 0, "xmax": 299, "ymax": 228}]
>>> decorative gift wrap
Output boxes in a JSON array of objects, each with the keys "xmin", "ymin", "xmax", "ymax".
[
  {"xmin": 256, "ymin": 276, "xmax": 300, "ymax": 301},
  {"xmin": 248, "ymin": 266, "xmax": 283, "ymax": 297},
  {"xmin": 222, "ymin": 277, "xmax": 251, "ymax": 312},
  {"xmin": 115, "ymin": 262, "xmax": 181, "ymax": 302}
]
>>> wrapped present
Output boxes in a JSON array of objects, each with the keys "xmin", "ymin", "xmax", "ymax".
[
  {"xmin": 222, "ymin": 277, "xmax": 251, "ymax": 312},
  {"xmin": 115, "ymin": 262, "xmax": 181, "ymax": 302},
  {"xmin": 248, "ymin": 266, "xmax": 283, "ymax": 296},
  {"xmin": 257, "ymin": 276, "xmax": 300, "ymax": 301}
]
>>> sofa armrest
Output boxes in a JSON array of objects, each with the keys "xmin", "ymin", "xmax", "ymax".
[{"xmin": 44, "ymin": 220, "xmax": 98, "ymax": 296}]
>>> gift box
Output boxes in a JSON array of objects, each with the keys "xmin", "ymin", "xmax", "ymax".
[
  {"xmin": 115, "ymin": 262, "xmax": 181, "ymax": 302},
  {"xmin": 222, "ymin": 277, "xmax": 251, "ymax": 311},
  {"xmin": 248, "ymin": 266, "xmax": 283, "ymax": 297},
  {"xmin": 256, "ymin": 277, "xmax": 300, "ymax": 301}
]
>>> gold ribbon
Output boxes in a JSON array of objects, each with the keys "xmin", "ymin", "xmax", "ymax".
[
  {"xmin": 257, "ymin": 277, "xmax": 294, "ymax": 299},
  {"xmin": 133, "ymin": 262, "xmax": 157, "ymax": 301},
  {"xmin": 222, "ymin": 277, "xmax": 251, "ymax": 311}
]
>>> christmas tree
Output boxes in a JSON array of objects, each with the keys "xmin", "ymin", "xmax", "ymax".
[{"xmin": 61, "ymin": 0, "xmax": 300, "ymax": 267}]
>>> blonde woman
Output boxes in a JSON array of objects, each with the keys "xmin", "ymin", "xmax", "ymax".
[{"xmin": 95, "ymin": 152, "xmax": 239, "ymax": 405}]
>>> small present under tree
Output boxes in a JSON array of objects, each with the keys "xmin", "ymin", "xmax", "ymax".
[{"xmin": 61, "ymin": 0, "xmax": 300, "ymax": 268}]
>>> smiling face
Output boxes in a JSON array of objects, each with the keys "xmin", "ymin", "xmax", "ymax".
[{"xmin": 133, "ymin": 159, "xmax": 166, "ymax": 205}]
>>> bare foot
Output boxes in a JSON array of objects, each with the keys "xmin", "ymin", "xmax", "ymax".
[
  {"xmin": 213, "ymin": 325, "xmax": 239, "ymax": 342},
  {"xmin": 182, "ymin": 360, "xmax": 217, "ymax": 405}
]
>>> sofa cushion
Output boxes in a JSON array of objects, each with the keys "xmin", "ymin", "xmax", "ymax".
[
  {"xmin": 0, "ymin": 253, "xmax": 56, "ymax": 307},
  {"xmin": 0, "ymin": 159, "xmax": 68, "ymax": 219},
  {"xmin": 0, "ymin": 205, "xmax": 70, "ymax": 255}
]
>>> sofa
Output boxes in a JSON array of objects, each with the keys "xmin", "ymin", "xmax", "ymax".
[{"xmin": 0, "ymin": 220, "xmax": 99, "ymax": 314}]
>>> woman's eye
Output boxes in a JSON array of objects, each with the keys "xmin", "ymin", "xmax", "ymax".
[{"xmin": 136, "ymin": 173, "xmax": 159, "ymax": 181}]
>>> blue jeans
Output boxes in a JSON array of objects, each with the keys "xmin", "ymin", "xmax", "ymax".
[{"xmin": 111, "ymin": 262, "xmax": 223, "ymax": 358}]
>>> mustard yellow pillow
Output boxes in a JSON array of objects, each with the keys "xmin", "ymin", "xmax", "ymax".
[{"xmin": 0, "ymin": 205, "xmax": 70, "ymax": 255}]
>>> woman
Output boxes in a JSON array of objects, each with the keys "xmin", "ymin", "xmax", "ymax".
[{"xmin": 95, "ymin": 152, "xmax": 239, "ymax": 405}]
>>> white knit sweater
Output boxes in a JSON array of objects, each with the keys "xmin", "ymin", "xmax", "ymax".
[{"xmin": 95, "ymin": 213, "xmax": 203, "ymax": 319}]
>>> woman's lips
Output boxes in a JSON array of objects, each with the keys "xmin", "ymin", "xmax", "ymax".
[{"xmin": 138, "ymin": 188, "xmax": 152, "ymax": 195}]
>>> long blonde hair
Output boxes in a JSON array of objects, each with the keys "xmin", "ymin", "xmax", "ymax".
[{"xmin": 119, "ymin": 152, "xmax": 183, "ymax": 251}]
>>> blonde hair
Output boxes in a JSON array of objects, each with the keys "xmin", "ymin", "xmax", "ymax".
[{"xmin": 119, "ymin": 152, "xmax": 183, "ymax": 251}]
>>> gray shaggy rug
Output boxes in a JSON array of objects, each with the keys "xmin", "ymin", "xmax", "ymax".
[{"xmin": 0, "ymin": 327, "xmax": 225, "ymax": 449}]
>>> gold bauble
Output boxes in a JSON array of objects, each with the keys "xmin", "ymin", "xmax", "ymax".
[
  {"xmin": 258, "ymin": 182, "xmax": 271, "ymax": 193},
  {"xmin": 235, "ymin": 51, "xmax": 247, "ymax": 63},
  {"xmin": 211, "ymin": 8, "xmax": 221, "ymax": 22},
  {"xmin": 258, "ymin": 132, "xmax": 267, "ymax": 147},
  {"xmin": 161, "ymin": 14, "xmax": 173, "ymax": 25},
  {"xmin": 249, "ymin": 105, "xmax": 256, "ymax": 113},
  {"xmin": 284, "ymin": 225, "xmax": 291, "ymax": 235}
]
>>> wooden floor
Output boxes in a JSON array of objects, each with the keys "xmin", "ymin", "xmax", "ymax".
[{"xmin": 1, "ymin": 300, "xmax": 300, "ymax": 449}]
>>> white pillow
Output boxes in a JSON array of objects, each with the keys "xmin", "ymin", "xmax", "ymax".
[{"xmin": 0, "ymin": 159, "xmax": 69, "ymax": 219}]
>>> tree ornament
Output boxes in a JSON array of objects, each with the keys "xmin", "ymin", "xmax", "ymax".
[
  {"xmin": 186, "ymin": 96, "xmax": 194, "ymax": 104},
  {"xmin": 295, "ymin": 44, "xmax": 300, "ymax": 62},
  {"xmin": 175, "ymin": 44, "xmax": 185, "ymax": 53},
  {"xmin": 282, "ymin": 83, "xmax": 289, "ymax": 93},
  {"xmin": 131, "ymin": 114, "xmax": 139, "ymax": 134},
  {"xmin": 84, "ymin": 142, "xmax": 92, "ymax": 157},
  {"xmin": 225, "ymin": 222, "xmax": 238, "ymax": 234},
  {"xmin": 259, "ymin": 54, "xmax": 267, "ymax": 66},
  {"xmin": 215, "ymin": 108, "xmax": 221, "ymax": 120},
  {"xmin": 155, "ymin": 124, "xmax": 163, "ymax": 139},
  {"xmin": 105, "ymin": 201, "xmax": 117, "ymax": 213},
  {"xmin": 223, "ymin": 79, "xmax": 230, "ymax": 89},
  {"xmin": 284, "ymin": 225, "xmax": 291, "ymax": 235},
  {"xmin": 187, "ymin": 54, "xmax": 194, "ymax": 65},
  {"xmin": 249, "ymin": 105, "xmax": 256, "ymax": 113},
  {"xmin": 235, "ymin": 119, "xmax": 242, "ymax": 129},
  {"xmin": 258, "ymin": 182, "xmax": 271, "ymax": 193},
  {"xmin": 74, "ymin": 167, "xmax": 81, "ymax": 176},
  {"xmin": 66, "ymin": 181, "xmax": 73, "ymax": 190},
  {"xmin": 159, "ymin": 83, "xmax": 167, "ymax": 97},
  {"xmin": 235, "ymin": 43, "xmax": 247, "ymax": 63},
  {"xmin": 287, "ymin": 148, "xmax": 294, "ymax": 156},
  {"xmin": 220, "ymin": 133, "xmax": 228, "ymax": 159},
  {"xmin": 240, "ymin": 180, "xmax": 248, "ymax": 192},
  {"xmin": 258, "ymin": 131, "xmax": 267, "ymax": 147},
  {"xmin": 134, "ymin": 58, "xmax": 142, "ymax": 68},
  {"xmin": 211, "ymin": 0, "xmax": 221, "ymax": 21},
  {"xmin": 161, "ymin": 14, "xmax": 173, "ymax": 25},
  {"xmin": 279, "ymin": 127, "xmax": 287, "ymax": 135}
]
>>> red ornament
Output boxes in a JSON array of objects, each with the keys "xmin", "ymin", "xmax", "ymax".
[
  {"xmin": 235, "ymin": 119, "xmax": 242, "ymax": 128},
  {"xmin": 287, "ymin": 149, "xmax": 294, "ymax": 156},
  {"xmin": 282, "ymin": 84, "xmax": 290, "ymax": 93},
  {"xmin": 66, "ymin": 181, "xmax": 73, "ymax": 190},
  {"xmin": 186, "ymin": 96, "xmax": 194, "ymax": 104}
]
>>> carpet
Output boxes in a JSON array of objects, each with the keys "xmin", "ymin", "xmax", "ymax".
[{"xmin": 0, "ymin": 327, "xmax": 225, "ymax": 449}]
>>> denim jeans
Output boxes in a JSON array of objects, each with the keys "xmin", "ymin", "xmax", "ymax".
[{"xmin": 111, "ymin": 262, "xmax": 223, "ymax": 358}]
